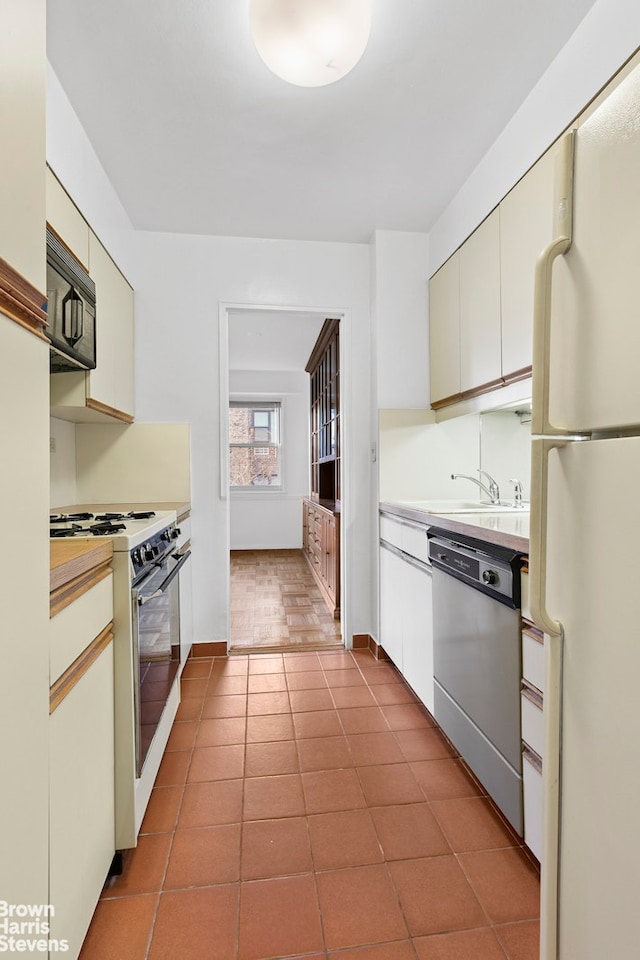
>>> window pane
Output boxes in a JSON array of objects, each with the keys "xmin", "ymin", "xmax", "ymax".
[{"xmin": 229, "ymin": 446, "xmax": 280, "ymax": 486}]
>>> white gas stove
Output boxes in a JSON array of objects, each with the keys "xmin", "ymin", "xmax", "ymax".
[{"xmin": 50, "ymin": 507, "xmax": 191, "ymax": 850}]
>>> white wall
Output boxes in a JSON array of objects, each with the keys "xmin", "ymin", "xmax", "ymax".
[
  {"xmin": 50, "ymin": 416, "xmax": 77, "ymax": 507},
  {"xmin": 429, "ymin": 0, "xmax": 640, "ymax": 273},
  {"xmin": 229, "ymin": 369, "xmax": 309, "ymax": 550}
]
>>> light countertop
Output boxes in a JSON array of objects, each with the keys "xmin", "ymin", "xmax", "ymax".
[
  {"xmin": 50, "ymin": 538, "xmax": 113, "ymax": 594},
  {"xmin": 379, "ymin": 501, "xmax": 529, "ymax": 554},
  {"xmin": 52, "ymin": 501, "xmax": 191, "ymax": 523}
]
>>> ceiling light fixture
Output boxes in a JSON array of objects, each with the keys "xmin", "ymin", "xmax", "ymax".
[{"xmin": 250, "ymin": 0, "xmax": 372, "ymax": 87}]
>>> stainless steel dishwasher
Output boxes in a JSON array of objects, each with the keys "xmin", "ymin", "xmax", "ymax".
[{"xmin": 428, "ymin": 528, "xmax": 524, "ymax": 834}]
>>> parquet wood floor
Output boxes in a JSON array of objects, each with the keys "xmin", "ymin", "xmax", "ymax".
[{"xmin": 230, "ymin": 549, "xmax": 343, "ymax": 654}]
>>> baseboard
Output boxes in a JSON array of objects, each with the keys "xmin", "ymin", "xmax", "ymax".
[
  {"xmin": 189, "ymin": 641, "xmax": 228, "ymax": 658},
  {"xmin": 352, "ymin": 634, "xmax": 389, "ymax": 661}
]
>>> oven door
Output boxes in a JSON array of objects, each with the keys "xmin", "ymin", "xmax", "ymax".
[{"xmin": 132, "ymin": 549, "xmax": 191, "ymax": 774}]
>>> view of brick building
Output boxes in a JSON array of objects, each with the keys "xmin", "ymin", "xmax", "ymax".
[{"xmin": 229, "ymin": 402, "xmax": 281, "ymax": 487}]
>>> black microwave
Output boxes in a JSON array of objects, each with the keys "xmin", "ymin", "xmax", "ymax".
[{"xmin": 46, "ymin": 227, "xmax": 96, "ymax": 371}]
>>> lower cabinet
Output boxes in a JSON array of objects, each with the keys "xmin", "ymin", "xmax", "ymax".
[
  {"xmin": 379, "ymin": 513, "xmax": 434, "ymax": 714},
  {"xmin": 49, "ymin": 571, "xmax": 115, "ymax": 958},
  {"xmin": 302, "ymin": 499, "xmax": 340, "ymax": 618}
]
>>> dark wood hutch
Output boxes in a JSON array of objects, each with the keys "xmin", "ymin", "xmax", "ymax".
[{"xmin": 302, "ymin": 318, "xmax": 340, "ymax": 619}]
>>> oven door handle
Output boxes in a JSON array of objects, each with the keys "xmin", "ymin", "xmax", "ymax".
[{"xmin": 137, "ymin": 549, "xmax": 191, "ymax": 605}]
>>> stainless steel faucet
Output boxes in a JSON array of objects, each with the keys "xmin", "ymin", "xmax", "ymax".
[
  {"xmin": 451, "ymin": 469, "xmax": 501, "ymax": 504},
  {"xmin": 509, "ymin": 478, "xmax": 524, "ymax": 505}
]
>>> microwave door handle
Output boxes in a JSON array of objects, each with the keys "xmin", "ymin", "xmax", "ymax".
[{"xmin": 137, "ymin": 550, "xmax": 191, "ymax": 605}]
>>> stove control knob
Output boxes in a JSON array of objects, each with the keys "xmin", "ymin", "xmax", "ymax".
[
  {"xmin": 482, "ymin": 569, "xmax": 498, "ymax": 585},
  {"xmin": 132, "ymin": 549, "xmax": 142, "ymax": 566},
  {"xmin": 144, "ymin": 544, "xmax": 154, "ymax": 562},
  {"xmin": 171, "ymin": 528, "xmax": 180, "ymax": 540}
]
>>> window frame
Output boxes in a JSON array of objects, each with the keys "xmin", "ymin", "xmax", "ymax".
[{"xmin": 229, "ymin": 398, "xmax": 284, "ymax": 492}]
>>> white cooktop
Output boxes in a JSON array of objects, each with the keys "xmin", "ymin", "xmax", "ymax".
[{"xmin": 49, "ymin": 509, "xmax": 177, "ymax": 551}]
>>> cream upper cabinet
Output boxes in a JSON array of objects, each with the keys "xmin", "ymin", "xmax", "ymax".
[
  {"xmin": 48, "ymin": 180, "xmax": 135, "ymax": 423},
  {"xmin": 87, "ymin": 230, "xmax": 135, "ymax": 419},
  {"xmin": 459, "ymin": 208, "xmax": 502, "ymax": 393},
  {"xmin": 428, "ymin": 252, "xmax": 460, "ymax": 404},
  {"xmin": 500, "ymin": 147, "xmax": 555, "ymax": 378},
  {"xmin": 46, "ymin": 167, "xmax": 90, "ymax": 268}
]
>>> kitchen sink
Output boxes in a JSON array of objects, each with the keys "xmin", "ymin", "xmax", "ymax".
[{"xmin": 401, "ymin": 499, "xmax": 530, "ymax": 514}]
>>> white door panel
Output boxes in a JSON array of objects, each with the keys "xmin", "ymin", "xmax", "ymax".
[
  {"xmin": 545, "ymin": 437, "xmax": 640, "ymax": 958},
  {"xmin": 548, "ymin": 64, "xmax": 640, "ymax": 433}
]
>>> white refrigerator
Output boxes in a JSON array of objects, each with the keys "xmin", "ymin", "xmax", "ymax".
[{"xmin": 529, "ymin": 55, "xmax": 640, "ymax": 960}]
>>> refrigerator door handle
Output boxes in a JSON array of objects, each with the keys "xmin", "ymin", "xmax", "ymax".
[
  {"xmin": 530, "ymin": 436, "xmax": 566, "ymax": 960},
  {"xmin": 531, "ymin": 130, "xmax": 575, "ymax": 437}
]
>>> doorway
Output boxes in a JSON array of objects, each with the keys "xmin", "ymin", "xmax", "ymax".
[{"xmin": 220, "ymin": 304, "xmax": 350, "ymax": 654}]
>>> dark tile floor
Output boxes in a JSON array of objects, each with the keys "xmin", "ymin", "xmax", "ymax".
[{"xmin": 80, "ymin": 649, "xmax": 540, "ymax": 960}]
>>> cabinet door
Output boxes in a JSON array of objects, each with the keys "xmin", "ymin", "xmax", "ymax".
[
  {"xmin": 87, "ymin": 230, "xmax": 135, "ymax": 418},
  {"xmin": 429, "ymin": 253, "xmax": 460, "ymax": 405},
  {"xmin": 459, "ymin": 208, "xmax": 502, "ymax": 393},
  {"xmin": 49, "ymin": 642, "xmax": 115, "ymax": 957},
  {"xmin": 379, "ymin": 545, "xmax": 404, "ymax": 671},
  {"xmin": 46, "ymin": 167, "xmax": 90, "ymax": 268},
  {"xmin": 401, "ymin": 561, "xmax": 434, "ymax": 713},
  {"xmin": 499, "ymin": 147, "xmax": 555, "ymax": 377}
]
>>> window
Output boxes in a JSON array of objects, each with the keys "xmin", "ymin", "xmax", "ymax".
[{"xmin": 229, "ymin": 401, "xmax": 282, "ymax": 488}]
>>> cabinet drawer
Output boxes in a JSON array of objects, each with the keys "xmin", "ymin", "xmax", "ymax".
[
  {"xmin": 522, "ymin": 626, "xmax": 545, "ymax": 694},
  {"xmin": 50, "ymin": 574, "xmax": 113, "ymax": 684},
  {"xmin": 522, "ymin": 745, "xmax": 543, "ymax": 862},
  {"xmin": 521, "ymin": 682, "xmax": 544, "ymax": 757},
  {"xmin": 401, "ymin": 521, "xmax": 429, "ymax": 564},
  {"xmin": 380, "ymin": 513, "xmax": 403, "ymax": 550}
]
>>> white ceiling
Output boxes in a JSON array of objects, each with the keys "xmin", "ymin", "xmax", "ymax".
[
  {"xmin": 228, "ymin": 309, "xmax": 327, "ymax": 371},
  {"xmin": 47, "ymin": 0, "xmax": 600, "ymax": 244}
]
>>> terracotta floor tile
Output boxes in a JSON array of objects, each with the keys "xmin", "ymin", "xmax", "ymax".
[
  {"xmin": 140, "ymin": 785, "xmax": 184, "ymax": 835},
  {"xmin": 431, "ymin": 797, "xmax": 519, "ymax": 853},
  {"xmin": 494, "ymin": 919, "xmax": 541, "ymax": 960},
  {"xmin": 325, "ymin": 668, "xmax": 366, "ymax": 688},
  {"xmin": 356, "ymin": 763, "xmax": 424, "ymax": 806},
  {"xmin": 101, "ymin": 834, "xmax": 172, "ymax": 898},
  {"xmin": 380, "ymin": 703, "xmax": 434, "ymax": 730},
  {"xmin": 413, "ymin": 927, "xmax": 506, "ymax": 959},
  {"xmin": 394, "ymin": 728, "xmax": 457, "ymax": 762},
  {"xmin": 246, "ymin": 691, "xmax": 291, "ymax": 715},
  {"xmin": 302, "ymin": 768, "xmax": 367, "ymax": 814},
  {"xmin": 318, "ymin": 652, "xmax": 357, "ymax": 670},
  {"xmin": 174, "ymin": 696, "xmax": 203, "ymax": 722},
  {"xmin": 370, "ymin": 803, "xmax": 450, "ymax": 860},
  {"xmin": 79, "ymin": 893, "xmax": 158, "ymax": 960},
  {"xmin": 327, "ymin": 943, "xmax": 416, "ymax": 960},
  {"xmin": 247, "ymin": 656, "xmax": 284, "ymax": 674},
  {"xmin": 154, "ymin": 749, "xmax": 191, "ymax": 787},
  {"xmin": 165, "ymin": 719, "xmax": 198, "ymax": 752},
  {"xmin": 286, "ymin": 670, "xmax": 329, "ymax": 690},
  {"xmin": 294, "ymin": 709, "xmax": 344, "ymax": 739},
  {"xmin": 178, "ymin": 779, "xmax": 243, "ymax": 828},
  {"xmin": 164, "ymin": 823, "xmax": 241, "ymax": 888},
  {"xmin": 371, "ymin": 683, "xmax": 419, "ymax": 706},
  {"xmin": 244, "ymin": 739, "xmax": 299, "ymax": 777},
  {"xmin": 241, "ymin": 816, "xmax": 313, "ymax": 879},
  {"xmin": 331, "ymin": 685, "xmax": 377, "ymax": 708},
  {"xmin": 388, "ymin": 856, "xmax": 486, "ymax": 937},
  {"xmin": 187, "ymin": 744, "xmax": 245, "ymax": 782},
  {"xmin": 238, "ymin": 875, "xmax": 323, "ymax": 960},
  {"xmin": 181, "ymin": 658, "xmax": 213, "ymax": 680},
  {"xmin": 180, "ymin": 677, "xmax": 208, "ymax": 699},
  {"xmin": 243, "ymin": 773, "xmax": 306, "ymax": 820},
  {"xmin": 338, "ymin": 706, "xmax": 390, "ymax": 734},
  {"xmin": 212, "ymin": 656, "xmax": 249, "ymax": 674},
  {"xmin": 458, "ymin": 848, "xmax": 541, "ymax": 924},
  {"xmin": 206, "ymin": 673, "xmax": 248, "ymax": 696},
  {"xmin": 201, "ymin": 693, "xmax": 247, "ymax": 718},
  {"xmin": 346, "ymin": 732, "xmax": 406, "ymax": 766},
  {"xmin": 246, "ymin": 712, "xmax": 295, "ymax": 743},
  {"xmin": 308, "ymin": 809, "xmax": 384, "ymax": 869},
  {"xmin": 359, "ymin": 665, "xmax": 403, "ymax": 686},
  {"xmin": 409, "ymin": 759, "xmax": 484, "ymax": 801},
  {"xmin": 289, "ymin": 687, "xmax": 336, "ymax": 712},
  {"xmin": 247, "ymin": 672, "xmax": 288, "ymax": 693},
  {"xmin": 194, "ymin": 715, "xmax": 246, "ymax": 747},
  {"xmin": 297, "ymin": 735, "xmax": 353, "ymax": 773},
  {"xmin": 316, "ymin": 863, "xmax": 408, "ymax": 949},
  {"xmin": 148, "ymin": 885, "xmax": 239, "ymax": 960}
]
